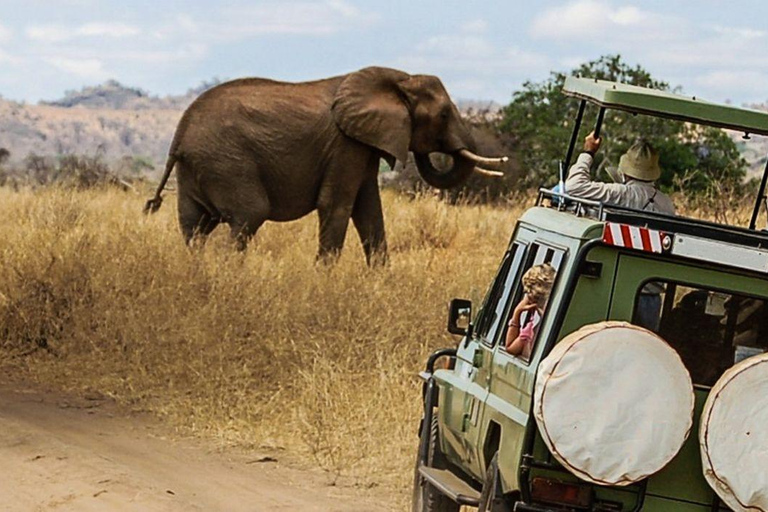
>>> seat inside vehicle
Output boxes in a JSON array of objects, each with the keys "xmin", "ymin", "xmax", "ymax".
[{"xmin": 635, "ymin": 282, "xmax": 768, "ymax": 387}]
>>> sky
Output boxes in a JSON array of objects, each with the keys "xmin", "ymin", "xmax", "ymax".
[{"xmin": 0, "ymin": 0, "xmax": 766, "ymax": 106}]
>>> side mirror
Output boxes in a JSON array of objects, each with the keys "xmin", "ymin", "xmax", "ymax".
[{"xmin": 448, "ymin": 299, "xmax": 472, "ymax": 336}]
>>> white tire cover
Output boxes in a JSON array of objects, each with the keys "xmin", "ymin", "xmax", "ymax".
[
  {"xmin": 700, "ymin": 353, "xmax": 768, "ymax": 512},
  {"xmin": 534, "ymin": 321, "xmax": 694, "ymax": 486}
]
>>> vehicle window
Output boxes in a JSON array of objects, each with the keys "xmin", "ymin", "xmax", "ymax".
[
  {"xmin": 634, "ymin": 281, "xmax": 768, "ymax": 387},
  {"xmin": 501, "ymin": 243, "xmax": 565, "ymax": 363},
  {"xmin": 474, "ymin": 243, "xmax": 525, "ymax": 345}
]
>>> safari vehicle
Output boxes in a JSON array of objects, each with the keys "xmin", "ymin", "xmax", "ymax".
[{"xmin": 413, "ymin": 78, "xmax": 768, "ymax": 512}]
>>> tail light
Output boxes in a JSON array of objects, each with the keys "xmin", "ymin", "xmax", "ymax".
[{"xmin": 531, "ymin": 477, "xmax": 593, "ymax": 509}]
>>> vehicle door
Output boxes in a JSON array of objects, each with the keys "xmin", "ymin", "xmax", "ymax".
[
  {"xmin": 438, "ymin": 240, "xmax": 527, "ymax": 480},
  {"xmin": 483, "ymin": 241, "xmax": 567, "ymax": 483}
]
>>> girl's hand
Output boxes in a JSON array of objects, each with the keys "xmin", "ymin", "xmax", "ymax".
[{"xmin": 515, "ymin": 294, "xmax": 538, "ymax": 315}]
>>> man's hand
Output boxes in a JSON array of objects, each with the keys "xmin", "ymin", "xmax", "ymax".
[{"xmin": 584, "ymin": 131, "xmax": 602, "ymax": 154}]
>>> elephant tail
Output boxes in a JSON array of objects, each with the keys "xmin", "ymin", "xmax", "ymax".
[{"xmin": 143, "ymin": 153, "xmax": 177, "ymax": 215}]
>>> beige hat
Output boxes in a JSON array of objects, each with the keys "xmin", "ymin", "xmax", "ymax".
[{"xmin": 618, "ymin": 141, "xmax": 661, "ymax": 181}]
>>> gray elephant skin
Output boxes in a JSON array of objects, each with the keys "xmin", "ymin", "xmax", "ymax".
[{"xmin": 144, "ymin": 66, "xmax": 505, "ymax": 264}]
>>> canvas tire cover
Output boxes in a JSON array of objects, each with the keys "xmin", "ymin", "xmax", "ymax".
[
  {"xmin": 700, "ymin": 353, "xmax": 768, "ymax": 512},
  {"xmin": 534, "ymin": 321, "xmax": 694, "ymax": 486}
]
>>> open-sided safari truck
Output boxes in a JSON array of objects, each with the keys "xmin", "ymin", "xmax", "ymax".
[{"xmin": 412, "ymin": 78, "xmax": 768, "ymax": 512}]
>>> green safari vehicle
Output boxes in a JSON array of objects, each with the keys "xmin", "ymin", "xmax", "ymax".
[{"xmin": 412, "ymin": 78, "xmax": 768, "ymax": 512}]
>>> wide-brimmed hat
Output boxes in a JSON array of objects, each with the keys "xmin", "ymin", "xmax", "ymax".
[{"xmin": 618, "ymin": 141, "xmax": 661, "ymax": 181}]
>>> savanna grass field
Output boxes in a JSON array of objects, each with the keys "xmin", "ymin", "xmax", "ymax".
[{"xmin": 0, "ymin": 184, "xmax": 755, "ymax": 507}]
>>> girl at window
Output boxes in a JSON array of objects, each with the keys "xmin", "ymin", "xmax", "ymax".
[{"xmin": 506, "ymin": 264, "xmax": 556, "ymax": 359}]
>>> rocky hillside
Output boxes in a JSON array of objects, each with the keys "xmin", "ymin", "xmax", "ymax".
[
  {"xmin": 0, "ymin": 98, "xmax": 182, "ymax": 174},
  {"xmin": 0, "ymin": 80, "xmax": 222, "ymax": 173}
]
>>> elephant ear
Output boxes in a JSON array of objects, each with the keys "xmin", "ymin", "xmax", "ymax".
[{"xmin": 332, "ymin": 67, "xmax": 412, "ymax": 165}]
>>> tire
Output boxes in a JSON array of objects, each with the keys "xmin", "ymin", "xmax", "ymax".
[
  {"xmin": 412, "ymin": 413, "xmax": 460, "ymax": 512},
  {"xmin": 478, "ymin": 452, "xmax": 512, "ymax": 512}
]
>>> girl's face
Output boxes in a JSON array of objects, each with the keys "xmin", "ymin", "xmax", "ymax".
[{"xmin": 526, "ymin": 290, "xmax": 548, "ymax": 310}]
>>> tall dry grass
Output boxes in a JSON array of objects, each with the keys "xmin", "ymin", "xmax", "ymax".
[
  {"xmin": 0, "ymin": 186, "xmax": 756, "ymax": 508},
  {"xmin": 0, "ymin": 186, "xmax": 529, "ymax": 507}
]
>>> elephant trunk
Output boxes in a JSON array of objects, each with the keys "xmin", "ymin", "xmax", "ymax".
[{"xmin": 413, "ymin": 151, "xmax": 477, "ymax": 190}]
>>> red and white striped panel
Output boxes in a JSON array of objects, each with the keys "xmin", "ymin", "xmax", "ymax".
[{"xmin": 603, "ymin": 223, "xmax": 666, "ymax": 253}]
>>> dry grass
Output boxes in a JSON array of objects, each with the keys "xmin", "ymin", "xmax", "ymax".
[
  {"xmin": 0, "ymin": 186, "xmax": 530, "ymax": 508},
  {"xmin": 0, "ymin": 186, "xmax": 755, "ymax": 509}
]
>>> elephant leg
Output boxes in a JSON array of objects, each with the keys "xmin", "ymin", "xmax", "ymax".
[
  {"xmin": 316, "ymin": 148, "xmax": 373, "ymax": 263},
  {"xmin": 229, "ymin": 217, "xmax": 266, "ymax": 252},
  {"xmin": 201, "ymin": 171, "xmax": 270, "ymax": 252},
  {"xmin": 352, "ymin": 176, "xmax": 387, "ymax": 266},
  {"xmin": 317, "ymin": 203, "xmax": 353, "ymax": 263},
  {"xmin": 226, "ymin": 187, "xmax": 270, "ymax": 252},
  {"xmin": 178, "ymin": 193, "xmax": 219, "ymax": 246},
  {"xmin": 317, "ymin": 205, "xmax": 352, "ymax": 263}
]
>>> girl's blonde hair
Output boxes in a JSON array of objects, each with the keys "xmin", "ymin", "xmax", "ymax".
[{"xmin": 522, "ymin": 263, "xmax": 556, "ymax": 306}]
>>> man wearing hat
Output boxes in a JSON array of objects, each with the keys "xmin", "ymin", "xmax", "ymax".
[
  {"xmin": 565, "ymin": 132, "xmax": 675, "ymax": 331},
  {"xmin": 564, "ymin": 132, "xmax": 675, "ymax": 215}
]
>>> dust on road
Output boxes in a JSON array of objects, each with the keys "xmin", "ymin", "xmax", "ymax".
[{"xmin": 0, "ymin": 386, "xmax": 390, "ymax": 511}]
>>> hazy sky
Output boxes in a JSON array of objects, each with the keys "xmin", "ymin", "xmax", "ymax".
[{"xmin": 0, "ymin": 0, "xmax": 766, "ymax": 105}]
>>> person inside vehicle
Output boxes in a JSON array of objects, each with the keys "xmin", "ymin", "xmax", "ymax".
[
  {"xmin": 506, "ymin": 263, "xmax": 556, "ymax": 359},
  {"xmin": 566, "ymin": 133, "xmax": 674, "ymax": 330},
  {"xmin": 564, "ymin": 132, "xmax": 675, "ymax": 215}
]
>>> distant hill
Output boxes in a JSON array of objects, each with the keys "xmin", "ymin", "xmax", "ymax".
[
  {"xmin": 0, "ymin": 80, "xmax": 225, "ymax": 173},
  {"xmin": 39, "ymin": 79, "xmax": 223, "ymax": 111},
  {"xmin": 0, "ymin": 98, "xmax": 182, "ymax": 175},
  {"xmin": 733, "ymin": 102, "xmax": 768, "ymax": 179},
  {"xmin": 456, "ymin": 99, "xmax": 502, "ymax": 122}
]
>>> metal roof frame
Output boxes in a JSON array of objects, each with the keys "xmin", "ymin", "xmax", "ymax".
[
  {"xmin": 558, "ymin": 77, "xmax": 768, "ymax": 232},
  {"xmin": 562, "ymin": 77, "xmax": 768, "ymax": 137}
]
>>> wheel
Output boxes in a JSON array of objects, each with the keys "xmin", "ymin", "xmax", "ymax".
[
  {"xmin": 412, "ymin": 413, "xmax": 460, "ymax": 512},
  {"xmin": 478, "ymin": 452, "xmax": 512, "ymax": 512}
]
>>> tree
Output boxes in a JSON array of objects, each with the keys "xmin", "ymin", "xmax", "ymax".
[{"xmin": 500, "ymin": 55, "xmax": 747, "ymax": 193}]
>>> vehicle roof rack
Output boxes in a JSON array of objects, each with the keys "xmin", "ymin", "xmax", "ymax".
[
  {"xmin": 563, "ymin": 77, "xmax": 768, "ymax": 136},
  {"xmin": 537, "ymin": 188, "xmax": 768, "ymax": 250}
]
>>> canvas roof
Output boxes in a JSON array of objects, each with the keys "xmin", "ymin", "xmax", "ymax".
[{"xmin": 563, "ymin": 77, "xmax": 768, "ymax": 136}]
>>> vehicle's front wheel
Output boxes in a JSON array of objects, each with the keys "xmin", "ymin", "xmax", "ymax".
[
  {"xmin": 478, "ymin": 452, "xmax": 512, "ymax": 512},
  {"xmin": 412, "ymin": 413, "xmax": 460, "ymax": 512}
]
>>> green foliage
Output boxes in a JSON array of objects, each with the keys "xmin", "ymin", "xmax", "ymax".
[{"xmin": 500, "ymin": 55, "xmax": 747, "ymax": 193}]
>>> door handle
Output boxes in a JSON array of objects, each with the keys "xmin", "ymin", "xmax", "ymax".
[{"xmin": 462, "ymin": 413, "xmax": 470, "ymax": 432}]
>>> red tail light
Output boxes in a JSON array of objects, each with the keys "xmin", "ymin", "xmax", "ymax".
[{"xmin": 531, "ymin": 477, "xmax": 593, "ymax": 509}]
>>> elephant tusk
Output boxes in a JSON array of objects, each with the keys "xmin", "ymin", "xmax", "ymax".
[
  {"xmin": 474, "ymin": 166, "xmax": 504, "ymax": 178},
  {"xmin": 459, "ymin": 149, "xmax": 509, "ymax": 167}
]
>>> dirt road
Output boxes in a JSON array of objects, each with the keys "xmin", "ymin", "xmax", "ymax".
[{"xmin": 0, "ymin": 386, "xmax": 391, "ymax": 511}]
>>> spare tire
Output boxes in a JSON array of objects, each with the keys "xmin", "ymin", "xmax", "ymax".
[
  {"xmin": 534, "ymin": 321, "xmax": 694, "ymax": 486},
  {"xmin": 700, "ymin": 353, "xmax": 768, "ymax": 512}
]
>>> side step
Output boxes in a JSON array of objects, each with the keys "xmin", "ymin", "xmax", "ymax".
[{"xmin": 418, "ymin": 466, "xmax": 481, "ymax": 507}]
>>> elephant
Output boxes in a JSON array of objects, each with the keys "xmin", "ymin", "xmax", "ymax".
[{"xmin": 144, "ymin": 66, "xmax": 507, "ymax": 264}]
